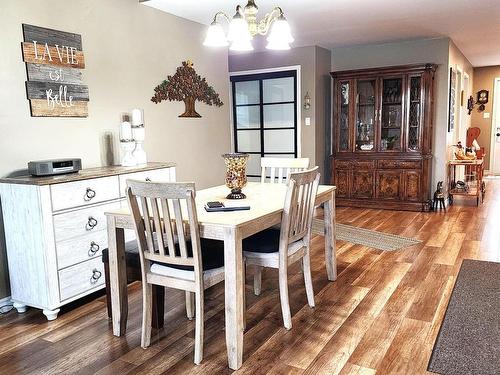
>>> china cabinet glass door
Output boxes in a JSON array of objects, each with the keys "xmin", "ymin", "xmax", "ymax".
[
  {"xmin": 338, "ymin": 81, "xmax": 350, "ymax": 152},
  {"xmin": 355, "ymin": 79, "xmax": 376, "ymax": 151},
  {"xmin": 408, "ymin": 76, "xmax": 422, "ymax": 151},
  {"xmin": 380, "ymin": 77, "xmax": 404, "ymax": 151}
]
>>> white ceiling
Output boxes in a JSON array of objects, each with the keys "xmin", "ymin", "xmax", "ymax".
[{"xmin": 144, "ymin": 0, "xmax": 500, "ymax": 67}]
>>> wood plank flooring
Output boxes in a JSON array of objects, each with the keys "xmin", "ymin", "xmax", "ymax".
[{"xmin": 1, "ymin": 178, "xmax": 499, "ymax": 375}]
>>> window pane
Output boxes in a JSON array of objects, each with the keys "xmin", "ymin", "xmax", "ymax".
[
  {"xmin": 237, "ymin": 130, "xmax": 260, "ymax": 152},
  {"xmin": 263, "ymin": 77, "xmax": 294, "ymax": 103},
  {"xmin": 263, "ymin": 103, "xmax": 294, "ymax": 128},
  {"xmin": 246, "ymin": 154, "xmax": 261, "ymax": 176},
  {"xmin": 264, "ymin": 129, "xmax": 295, "ymax": 153},
  {"xmin": 235, "ymin": 81, "xmax": 260, "ymax": 105},
  {"xmin": 263, "ymin": 153, "xmax": 295, "ymax": 158},
  {"xmin": 236, "ymin": 106, "xmax": 260, "ymax": 129}
]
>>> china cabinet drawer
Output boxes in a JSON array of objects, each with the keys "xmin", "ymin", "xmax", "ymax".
[
  {"xmin": 56, "ymin": 230, "xmax": 108, "ymax": 269},
  {"xmin": 51, "ymin": 176, "xmax": 120, "ymax": 211},
  {"xmin": 352, "ymin": 160, "xmax": 376, "ymax": 169},
  {"xmin": 59, "ymin": 257, "xmax": 105, "ymax": 301},
  {"xmin": 53, "ymin": 201, "xmax": 121, "ymax": 242},
  {"xmin": 378, "ymin": 160, "xmax": 422, "ymax": 169},
  {"xmin": 335, "ymin": 160, "xmax": 375, "ymax": 169},
  {"xmin": 335, "ymin": 160, "xmax": 351, "ymax": 169},
  {"xmin": 119, "ymin": 168, "xmax": 174, "ymax": 197}
]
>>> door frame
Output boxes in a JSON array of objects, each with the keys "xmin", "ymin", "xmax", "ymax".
[
  {"xmin": 229, "ymin": 65, "xmax": 302, "ymax": 157},
  {"xmin": 490, "ymin": 77, "xmax": 500, "ymax": 174}
]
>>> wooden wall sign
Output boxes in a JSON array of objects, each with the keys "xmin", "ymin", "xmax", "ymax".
[{"xmin": 22, "ymin": 24, "xmax": 89, "ymax": 117}]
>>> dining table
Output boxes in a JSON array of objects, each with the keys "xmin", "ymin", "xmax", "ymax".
[{"xmin": 105, "ymin": 181, "xmax": 336, "ymax": 370}]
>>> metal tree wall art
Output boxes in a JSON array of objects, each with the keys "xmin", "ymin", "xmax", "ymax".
[{"xmin": 151, "ymin": 60, "xmax": 223, "ymax": 118}]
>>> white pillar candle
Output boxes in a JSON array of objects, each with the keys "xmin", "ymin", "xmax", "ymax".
[
  {"xmin": 131, "ymin": 108, "xmax": 143, "ymax": 126},
  {"xmin": 121, "ymin": 121, "xmax": 132, "ymax": 140},
  {"xmin": 132, "ymin": 126, "xmax": 145, "ymax": 142}
]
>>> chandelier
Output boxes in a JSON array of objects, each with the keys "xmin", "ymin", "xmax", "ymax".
[{"xmin": 203, "ymin": 0, "xmax": 294, "ymax": 51}]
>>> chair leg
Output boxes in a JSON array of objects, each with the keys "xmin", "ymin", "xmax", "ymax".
[
  {"xmin": 141, "ymin": 282, "xmax": 153, "ymax": 348},
  {"xmin": 278, "ymin": 267, "xmax": 292, "ymax": 330},
  {"xmin": 302, "ymin": 252, "xmax": 315, "ymax": 308},
  {"xmin": 253, "ymin": 266, "xmax": 263, "ymax": 296},
  {"xmin": 152, "ymin": 285, "xmax": 165, "ymax": 329},
  {"xmin": 103, "ymin": 259, "xmax": 112, "ymax": 319},
  {"xmin": 186, "ymin": 291, "xmax": 195, "ymax": 320},
  {"xmin": 243, "ymin": 262, "xmax": 247, "ymax": 331},
  {"xmin": 194, "ymin": 288, "xmax": 204, "ymax": 365}
]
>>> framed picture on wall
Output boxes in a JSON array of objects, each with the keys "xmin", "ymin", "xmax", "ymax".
[{"xmin": 448, "ymin": 67, "xmax": 456, "ymax": 132}]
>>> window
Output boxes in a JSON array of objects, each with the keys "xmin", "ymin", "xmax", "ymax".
[{"xmin": 231, "ymin": 70, "xmax": 298, "ymax": 178}]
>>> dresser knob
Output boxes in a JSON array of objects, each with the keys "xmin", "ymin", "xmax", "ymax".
[
  {"xmin": 90, "ymin": 269, "xmax": 102, "ymax": 284},
  {"xmin": 86, "ymin": 216, "xmax": 98, "ymax": 230},
  {"xmin": 84, "ymin": 188, "xmax": 96, "ymax": 201},
  {"xmin": 88, "ymin": 241, "xmax": 100, "ymax": 256}
]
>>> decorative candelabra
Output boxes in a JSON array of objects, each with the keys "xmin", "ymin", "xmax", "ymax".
[
  {"xmin": 120, "ymin": 121, "xmax": 136, "ymax": 167},
  {"xmin": 222, "ymin": 153, "xmax": 249, "ymax": 199},
  {"xmin": 131, "ymin": 108, "xmax": 147, "ymax": 165}
]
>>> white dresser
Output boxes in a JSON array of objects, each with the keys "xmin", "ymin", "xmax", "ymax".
[{"xmin": 0, "ymin": 162, "xmax": 175, "ymax": 320}]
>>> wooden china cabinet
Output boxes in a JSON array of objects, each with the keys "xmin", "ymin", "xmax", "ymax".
[{"xmin": 330, "ymin": 64, "xmax": 437, "ymax": 211}]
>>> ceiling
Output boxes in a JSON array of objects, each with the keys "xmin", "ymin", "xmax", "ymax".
[{"xmin": 143, "ymin": 0, "xmax": 500, "ymax": 67}]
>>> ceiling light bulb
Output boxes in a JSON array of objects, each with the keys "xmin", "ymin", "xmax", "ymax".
[
  {"xmin": 203, "ymin": 22, "xmax": 228, "ymax": 47},
  {"xmin": 230, "ymin": 38, "xmax": 254, "ymax": 52},
  {"xmin": 267, "ymin": 17, "xmax": 294, "ymax": 45},
  {"xmin": 227, "ymin": 15, "xmax": 252, "ymax": 42}
]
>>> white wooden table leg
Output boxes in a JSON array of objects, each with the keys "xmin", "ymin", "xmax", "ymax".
[
  {"xmin": 107, "ymin": 216, "xmax": 128, "ymax": 336},
  {"xmin": 324, "ymin": 191, "xmax": 337, "ymax": 281},
  {"xmin": 224, "ymin": 227, "xmax": 244, "ymax": 370}
]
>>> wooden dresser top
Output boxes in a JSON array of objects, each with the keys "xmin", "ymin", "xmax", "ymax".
[{"xmin": 0, "ymin": 162, "xmax": 176, "ymax": 186}]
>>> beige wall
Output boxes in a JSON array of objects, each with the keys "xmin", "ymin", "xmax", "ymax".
[
  {"xmin": 472, "ymin": 66, "xmax": 500, "ymax": 170},
  {"xmin": 448, "ymin": 41, "xmax": 474, "ymax": 161},
  {"xmin": 228, "ymin": 46, "xmax": 332, "ymax": 182},
  {"xmin": 0, "ymin": 0, "xmax": 231, "ymax": 298},
  {"xmin": 331, "ymin": 37, "xmax": 473, "ymax": 192}
]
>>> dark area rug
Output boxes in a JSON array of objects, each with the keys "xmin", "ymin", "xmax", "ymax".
[{"xmin": 428, "ymin": 259, "xmax": 500, "ymax": 375}]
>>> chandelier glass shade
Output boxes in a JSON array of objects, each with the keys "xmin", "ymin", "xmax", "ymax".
[{"xmin": 203, "ymin": 0, "xmax": 294, "ymax": 51}]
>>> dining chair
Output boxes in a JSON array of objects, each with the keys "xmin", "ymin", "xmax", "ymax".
[
  {"xmin": 243, "ymin": 167, "xmax": 320, "ymax": 330},
  {"xmin": 126, "ymin": 180, "xmax": 225, "ymax": 364},
  {"xmin": 260, "ymin": 157, "xmax": 310, "ymax": 184}
]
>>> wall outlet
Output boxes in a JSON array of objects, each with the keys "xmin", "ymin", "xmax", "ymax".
[
  {"xmin": 305, "ymin": 117, "xmax": 311, "ymax": 126},
  {"xmin": 483, "ymin": 112, "xmax": 490, "ymax": 119}
]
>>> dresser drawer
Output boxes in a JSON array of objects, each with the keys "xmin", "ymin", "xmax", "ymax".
[
  {"xmin": 56, "ymin": 230, "xmax": 108, "ymax": 269},
  {"xmin": 351, "ymin": 160, "xmax": 376, "ymax": 169},
  {"xmin": 53, "ymin": 201, "xmax": 121, "ymax": 242},
  {"xmin": 51, "ymin": 176, "xmax": 120, "ymax": 211},
  {"xmin": 119, "ymin": 168, "xmax": 174, "ymax": 197},
  {"xmin": 59, "ymin": 257, "xmax": 105, "ymax": 301}
]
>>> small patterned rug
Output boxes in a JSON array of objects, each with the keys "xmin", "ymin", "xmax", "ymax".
[{"xmin": 335, "ymin": 223, "xmax": 422, "ymax": 251}]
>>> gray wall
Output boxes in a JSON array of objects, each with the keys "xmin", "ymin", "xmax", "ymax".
[
  {"xmin": 228, "ymin": 46, "xmax": 332, "ymax": 182},
  {"xmin": 0, "ymin": 0, "xmax": 231, "ymax": 299}
]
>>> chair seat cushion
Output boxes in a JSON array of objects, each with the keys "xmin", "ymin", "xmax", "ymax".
[
  {"xmin": 243, "ymin": 228, "xmax": 281, "ymax": 253},
  {"xmin": 101, "ymin": 241, "xmax": 140, "ymax": 264},
  {"xmin": 153, "ymin": 238, "xmax": 224, "ymax": 271}
]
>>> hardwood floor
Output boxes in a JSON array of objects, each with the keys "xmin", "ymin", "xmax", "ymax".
[{"xmin": 1, "ymin": 178, "xmax": 499, "ymax": 375}]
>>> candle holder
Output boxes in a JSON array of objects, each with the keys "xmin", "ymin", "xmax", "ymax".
[
  {"xmin": 120, "ymin": 140, "xmax": 137, "ymax": 167},
  {"xmin": 222, "ymin": 153, "xmax": 249, "ymax": 199},
  {"xmin": 132, "ymin": 125, "xmax": 147, "ymax": 165}
]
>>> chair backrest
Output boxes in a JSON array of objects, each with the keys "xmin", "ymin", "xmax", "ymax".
[
  {"xmin": 126, "ymin": 180, "xmax": 202, "ymax": 278},
  {"xmin": 260, "ymin": 157, "xmax": 310, "ymax": 184},
  {"xmin": 279, "ymin": 167, "xmax": 320, "ymax": 253}
]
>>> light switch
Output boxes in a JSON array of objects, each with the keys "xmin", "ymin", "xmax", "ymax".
[
  {"xmin": 305, "ymin": 117, "xmax": 311, "ymax": 126},
  {"xmin": 484, "ymin": 112, "xmax": 490, "ymax": 119}
]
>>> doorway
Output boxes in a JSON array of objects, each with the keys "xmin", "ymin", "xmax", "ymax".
[
  {"xmin": 230, "ymin": 68, "xmax": 300, "ymax": 179},
  {"xmin": 490, "ymin": 77, "xmax": 500, "ymax": 175}
]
